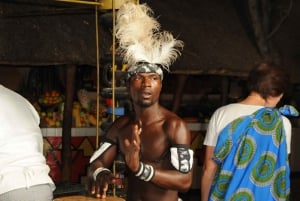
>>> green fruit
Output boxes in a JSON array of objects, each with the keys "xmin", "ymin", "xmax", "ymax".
[{"xmin": 55, "ymin": 121, "xmax": 62, "ymax": 127}]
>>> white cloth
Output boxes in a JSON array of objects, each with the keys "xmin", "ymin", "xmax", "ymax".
[
  {"xmin": 0, "ymin": 85, "xmax": 55, "ymax": 194},
  {"xmin": 203, "ymin": 103, "xmax": 292, "ymax": 153}
]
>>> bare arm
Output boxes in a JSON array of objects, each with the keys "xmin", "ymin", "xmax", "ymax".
[
  {"xmin": 88, "ymin": 145, "xmax": 117, "ymax": 198},
  {"xmin": 152, "ymin": 118, "xmax": 193, "ymax": 191},
  {"xmin": 88, "ymin": 119, "xmax": 124, "ymax": 198},
  {"xmin": 125, "ymin": 117, "xmax": 193, "ymax": 191},
  {"xmin": 151, "ymin": 167, "xmax": 193, "ymax": 191},
  {"xmin": 124, "ymin": 123, "xmax": 142, "ymax": 172},
  {"xmin": 201, "ymin": 146, "xmax": 218, "ymax": 201}
]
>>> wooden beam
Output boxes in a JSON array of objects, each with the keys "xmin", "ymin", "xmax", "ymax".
[
  {"xmin": 61, "ymin": 64, "xmax": 76, "ymax": 183},
  {"xmin": 172, "ymin": 74, "xmax": 188, "ymax": 113}
]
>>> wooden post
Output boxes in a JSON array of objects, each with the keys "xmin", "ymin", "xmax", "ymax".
[
  {"xmin": 172, "ymin": 74, "xmax": 189, "ymax": 113},
  {"xmin": 61, "ymin": 64, "xmax": 76, "ymax": 183}
]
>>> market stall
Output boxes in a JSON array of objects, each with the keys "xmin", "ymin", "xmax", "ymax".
[{"xmin": 1, "ymin": 1, "xmax": 300, "ymax": 195}]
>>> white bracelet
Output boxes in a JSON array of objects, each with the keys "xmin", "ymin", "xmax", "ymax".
[
  {"xmin": 135, "ymin": 162, "xmax": 155, "ymax": 182},
  {"xmin": 93, "ymin": 167, "xmax": 111, "ymax": 181},
  {"xmin": 135, "ymin": 162, "xmax": 144, "ymax": 177}
]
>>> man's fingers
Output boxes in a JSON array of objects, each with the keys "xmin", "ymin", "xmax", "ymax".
[
  {"xmin": 124, "ymin": 122, "xmax": 142, "ymax": 148},
  {"xmin": 138, "ymin": 120, "xmax": 142, "ymax": 134},
  {"xmin": 99, "ymin": 184, "xmax": 108, "ymax": 198},
  {"xmin": 94, "ymin": 183, "xmax": 108, "ymax": 198},
  {"xmin": 87, "ymin": 179, "xmax": 96, "ymax": 195},
  {"xmin": 94, "ymin": 184, "xmax": 100, "ymax": 197},
  {"xmin": 133, "ymin": 124, "xmax": 141, "ymax": 145},
  {"xmin": 90, "ymin": 185, "xmax": 95, "ymax": 194},
  {"xmin": 124, "ymin": 138, "xmax": 130, "ymax": 147}
]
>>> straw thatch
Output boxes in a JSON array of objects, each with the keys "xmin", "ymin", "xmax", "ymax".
[{"xmin": 0, "ymin": 0, "xmax": 299, "ymax": 80}]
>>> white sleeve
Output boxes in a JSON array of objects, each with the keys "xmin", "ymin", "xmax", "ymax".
[
  {"xmin": 203, "ymin": 109, "xmax": 222, "ymax": 147},
  {"xmin": 282, "ymin": 116, "xmax": 292, "ymax": 154}
]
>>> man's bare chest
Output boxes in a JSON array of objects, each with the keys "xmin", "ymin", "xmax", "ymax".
[{"xmin": 117, "ymin": 127, "xmax": 170, "ymax": 162}]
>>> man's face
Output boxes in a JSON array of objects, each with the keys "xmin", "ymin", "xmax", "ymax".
[{"xmin": 129, "ymin": 73, "xmax": 162, "ymax": 107}]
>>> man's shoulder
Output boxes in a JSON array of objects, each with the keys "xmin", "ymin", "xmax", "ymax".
[
  {"xmin": 162, "ymin": 111, "xmax": 189, "ymax": 133},
  {"xmin": 163, "ymin": 109, "xmax": 186, "ymax": 123}
]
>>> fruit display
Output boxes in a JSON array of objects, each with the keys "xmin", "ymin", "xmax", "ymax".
[
  {"xmin": 38, "ymin": 89, "xmax": 107, "ymax": 128},
  {"xmin": 72, "ymin": 102, "xmax": 90, "ymax": 127},
  {"xmin": 40, "ymin": 109, "xmax": 63, "ymax": 128},
  {"xmin": 38, "ymin": 90, "xmax": 64, "ymax": 106}
]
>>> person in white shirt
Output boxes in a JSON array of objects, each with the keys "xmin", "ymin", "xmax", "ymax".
[
  {"xmin": 0, "ymin": 84, "xmax": 55, "ymax": 201},
  {"xmin": 201, "ymin": 62, "xmax": 297, "ymax": 201}
]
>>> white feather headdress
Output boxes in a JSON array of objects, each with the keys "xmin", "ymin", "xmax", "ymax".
[{"xmin": 115, "ymin": 2, "xmax": 184, "ymax": 78}]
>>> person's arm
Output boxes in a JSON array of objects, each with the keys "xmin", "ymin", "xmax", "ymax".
[
  {"xmin": 125, "ymin": 117, "xmax": 193, "ymax": 191},
  {"xmin": 150, "ymin": 165, "xmax": 193, "ymax": 192},
  {"xmin": 87, "ymin": 120, "xmax": 121, "ymax": 198},
  {"xmin": 201, "ymin": 146, "xmax": 218, "ymax": 201},
  {"xmin": 153, "ymin": 118, "xmax": 193, "ymax": 191},
  {"xmin": 88, "ymin": 146, "xmax": 117, "ymax": 198}
]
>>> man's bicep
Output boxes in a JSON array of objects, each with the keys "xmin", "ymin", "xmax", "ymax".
[
  {"xmin": 168, "ymin": 120, "xmax": 194, "ymax": 173},
  {"xmin": 169, "ymin": 119, "xmax": 191, "ymax": 145}
]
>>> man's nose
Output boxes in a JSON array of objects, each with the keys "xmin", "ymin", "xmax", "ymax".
[{"xmin": 142, "ymin": 77, "xmax": 151, "ymax": 87}]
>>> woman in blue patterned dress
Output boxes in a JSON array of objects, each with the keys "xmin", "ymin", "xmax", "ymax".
[{"xmin": 201, "ymin": 62, "xmax": 298, "ymax": 201}]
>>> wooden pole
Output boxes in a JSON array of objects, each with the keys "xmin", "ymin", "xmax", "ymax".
[
  {"xmin": 172, "ymin": 74, "xmax": 188, "ymax": 113},
  {"xmin": 61, "ymin": 64, "xmax": 76, "ymax": 183}
]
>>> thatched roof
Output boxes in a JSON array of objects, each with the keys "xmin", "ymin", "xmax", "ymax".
[
  {"xmin": 0, "ymin": 0, "xmax": 299, "ymax": 80},
  {"xmin": 143, "ymin": 0, "xmax": 262, "ymax": 77},
  {"xmin": 0, "ymin": 0, "xmax": 99, "ymax": 66}
]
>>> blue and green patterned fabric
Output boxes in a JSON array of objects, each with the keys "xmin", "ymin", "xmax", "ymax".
[{"xmin": 209, "ymin": 105, "xmax": 298, "ymax": 201}]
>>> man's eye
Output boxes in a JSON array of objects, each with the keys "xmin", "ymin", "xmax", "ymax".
[{"xmin": 152, "ymin": 76, "xmax": 159, "ymax": 80}]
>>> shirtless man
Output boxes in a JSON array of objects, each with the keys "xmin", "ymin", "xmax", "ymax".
[
  {"xmin": 88, "ymin": 69, "xmax": 193, "ymax": 201},
  {"xmin": 88, "ymin": 3, "xmax": 193, "ymax": 200}
]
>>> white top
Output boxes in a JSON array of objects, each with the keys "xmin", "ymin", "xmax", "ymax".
[
  {"xmin": 203, "ymin": 103, "xmax": 292, "ymax": 153},
  {"xmin": 0, "ymin": 85, "xmax": 55, "ymax": 194}
]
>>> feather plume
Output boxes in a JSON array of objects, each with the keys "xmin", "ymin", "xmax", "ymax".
[{"xmin": 116, "ymin": 2, "xmax": 184, "ymax": 72}]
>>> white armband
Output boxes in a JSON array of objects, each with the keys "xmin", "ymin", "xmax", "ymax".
[
  {"xmin": 93, "ymin": 167, "xmax": 111, "ymax": 181},
  {"xmin": 90, "ymin": 141, "xmax": 113, "ymax": 163},
  {"xmin": 170, "ymin": 146, "xmax": 194, "ymax": 173}
]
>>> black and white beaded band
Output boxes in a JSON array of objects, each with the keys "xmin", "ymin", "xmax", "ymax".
[
  {"xmin": 135, "ymin": 162, "xmax": 155, "ymax": 182},
  {"xmin": 93, "ymin": 167, "xmax": 111, "ymax": 181}
]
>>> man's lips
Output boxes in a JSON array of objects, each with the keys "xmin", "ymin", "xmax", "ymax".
[{"xmin": 141, "ymin": 91, "xmax": 152, "ymax": 98}]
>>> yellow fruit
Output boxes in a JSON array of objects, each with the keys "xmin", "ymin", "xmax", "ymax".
[{"xmin": 87, "ymin": 113, "xmax": 98, "ymax": 126}]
